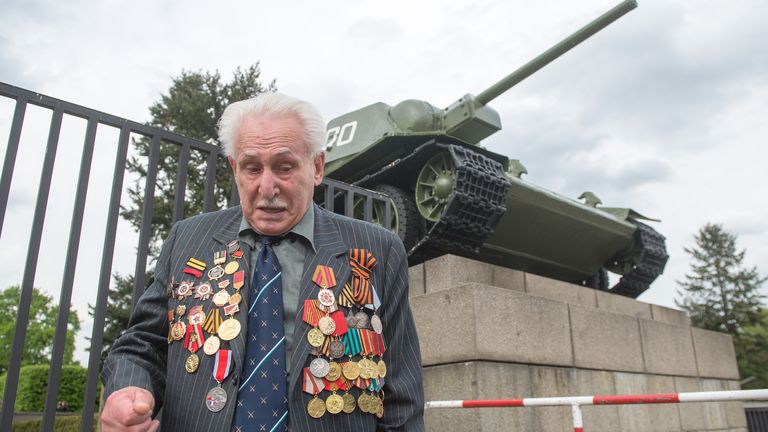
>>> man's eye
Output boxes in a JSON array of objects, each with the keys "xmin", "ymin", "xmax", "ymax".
[{"xmin": 278, "ymin": 165, "xmax": 293, "ymax": 172}]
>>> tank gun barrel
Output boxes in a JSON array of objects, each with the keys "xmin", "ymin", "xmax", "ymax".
[{"xmin": 475, "ymin": 0, "xmax": 637, "ymax": 105}]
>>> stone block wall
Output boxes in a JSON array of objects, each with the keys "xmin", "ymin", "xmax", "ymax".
[{"xmin": 409, "ymin": 255, "xmax": 746, "ymax": 431}]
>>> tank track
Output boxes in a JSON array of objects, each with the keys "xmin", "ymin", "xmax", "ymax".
[
  {"xmin": 609, "ymin": 221, "xmax": 669, "ymax": 298},
  {"xmin": 356, "ymin": 141, "xmax": 511, "ymax": 265}
]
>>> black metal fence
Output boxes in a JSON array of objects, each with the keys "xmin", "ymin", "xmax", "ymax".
[
  {"xmin": 0, "ymin": 82, "xmax": 390, "ymax": 431},
  {"xmin": 748, "ymin": 405, "xmax": 768, "ymax": 432}
]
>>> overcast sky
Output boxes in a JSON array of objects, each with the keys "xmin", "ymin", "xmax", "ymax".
[{"xmin": 1, "ymin": 0, "xmax": 766, "ymax": 366}]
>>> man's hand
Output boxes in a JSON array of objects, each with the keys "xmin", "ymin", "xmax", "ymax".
[{"xmin": 101, "ymin": 386, "xmax": 159, "ymax": 432}]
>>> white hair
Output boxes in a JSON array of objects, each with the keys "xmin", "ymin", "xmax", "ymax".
[{"xmin": 218, "ymin": 92, "xmax": 326, "ymax": 157}]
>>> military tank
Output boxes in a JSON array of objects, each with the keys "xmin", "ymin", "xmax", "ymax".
[{"xmin": 321, "ymin": 0, "xmax": 668, "ymax": 298}]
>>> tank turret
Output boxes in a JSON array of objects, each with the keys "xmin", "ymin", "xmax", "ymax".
[{"xmin": 321, "ymin": 0, "xmax": 668, "ymax": 298}]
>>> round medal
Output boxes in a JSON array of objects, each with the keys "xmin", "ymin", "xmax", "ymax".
[
  {"xmin": 342, "ymin": 361, "xmax": 360, "ymax": 380},
  {"xmin": 185, "ymin": 353, "xmax": 200, "ymax": 373},
  {"xmin": 326, "ymin": 393, "xmax": 344, "ymax": 414},
  {"xmin": 358, "ymin": 393, "xmax": 371, "ymax": 413},
  {"xmin": 196, "ymin": 282, "xmax": 212, "ymax": 297},
  {"xmin": 371, "ymin": 314, "xmax": 383, "ymax": 334},
  {"xmin": 307, "ymin": 328, "xmax": 325, "ymax": 347},
  {"xmin": 203, "ymin": 335, "xmax": 221, "ymax": 355},
  {"xmin": 342, "ymin": 392, "xmax": 356, "ymax": 413},
  {"xmin": 318, "ymin": 316, "xmax": 336, "ymax": 335},
  {"xmin": 212, "ymin": 290, "xmax": 230, "ymax": 307},
  {"xmin": 218, "ymin": 318, "xmax": 241, "ymax": 341},
  {"xmin": 376, "ymin": 396, "xmax": 384, "ymax": 418},
  {"xmin": 307, "ymin": 397, "xmax": 326, "ymax": 418},
  {"xmin": 354, "ymin": 311, "xmax": 370, "ymax": 329},
  {"xmin": 171, "ymin": 321, "xmax": 186, "ymax": 341},
  {"xmin": 309, "ymin": 357, "xmax": 330, "ymax": 378},
  {"xmin": 228, "ymin": 292, "xmax": 242, "ymax": 305},
  {"xmin": 224, "ymin": 261, "xmax": 239, "ymax": 275},
  {"xmin": 175, "ymin": 304, "xmax": 187, "ymax": 316},
  {"xmin": 205, "ymin": 386, "xmax": 227, "ymax": 412},
  {"xmin": 317, "ymin": 289, "xmax": 335, "ymax": 307},
  {"xmin": 208, "ymin": 265, "xmax": 225, "ymax": 280},
  {"xmin": 377, "ymin": 359, "xmax": 387, "ymax": 378},
  {"xmin": 326, "ymin": 361, "xmax": 342, "ymax": 381},
  {"xmin": 177, "ymin": 281, "xmax": 193, "ymax": 298},
  {"xmin": 345, "ymin": 311, "xmax": 359, "ymax": 328},
  {"xmin": 188, "ymin": 311, "xmax": 205, "ymax": 325},
  {"xmin": 329, "ymin": 339, "xmax": 345, "ymax": 359}
]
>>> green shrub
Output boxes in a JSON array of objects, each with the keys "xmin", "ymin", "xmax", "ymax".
[{"xmin": 2, "ymin": 364, "xmax": 91, "ymax": 412}]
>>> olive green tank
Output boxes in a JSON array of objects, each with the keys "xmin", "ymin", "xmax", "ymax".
[{"xmin": 322, "ymin": 0, "xmax": 668, "ymax": 298}]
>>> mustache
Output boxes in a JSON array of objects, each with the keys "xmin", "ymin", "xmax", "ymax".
[{"xmin": 256, "ymin": 198, "xmax": 288, "ymax": 209}]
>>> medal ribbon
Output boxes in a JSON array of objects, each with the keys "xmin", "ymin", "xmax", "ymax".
[
  {"xmin": 185, "ymin": 324, "xmax": 205, "ymax": 352},
  {"xmin": 330, "ymin": 310, "xmax": 348, "ymax": 337},
  {"xmin": 202, "ymin": 308, "xmax": 222, "ymax": 335},
  {"xmin": 369, "ymin": 377, "xmax": 384, "ymax": 392},
  {"xmin": 338, "ymin": 283, "xmax": 355, "ymax": 308},
  {"xmin": 359, "ymin": 329, "xmax": 373, "ymax": 356},
  {"xmin": 349, "ymin": 249, "xmax": 377, "ymax": 306},
  {"xmin": 344, "ymin": 328, "xmax": 361, "ymax": 356},
  {"xmin": 324, "ymin": 376, "xmax": 350, "ymax": 391},
  {"xmin": 302, "ymin": 367, "xmax": 324, "ymax": 395},
  {"xmin": 302, "ymin": 300, "xmax": 322, "ymax": 326},
  {"xmin": 353, "ymin": 377, "xmax": 371, "ymax": 390},
  {"xmin": 213, "ymin": 349, "xmax": 233, "ymax": 383}
]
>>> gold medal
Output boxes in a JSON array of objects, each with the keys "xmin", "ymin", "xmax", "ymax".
[
  {"xmin": 171, "ymin": 321, "xmax": 186, "ymax": 341},
  {"xmin": 224, "ymin": 261, "xmax": 239, "ymax": 275},
  {"xmin": 229, "ymin": 292, "xmax": 242, "ymax": 305},
  {"xmin": 307, "ymin": 397, "xmax": 326, "ymax": 418},
  {"xmin": 326, "ymin": 393, "xmax": 344, "ymax": 415},
  {"xmin": 307, "ymin": 328, "xmax": 325, "ymax": 347},
  {"xmin": 326, "ymin": 361, "xmax": 342, "ymax": 381},
  {"xmin": 185, "ymin": 353, "xmax": 200, "ymax": 373},
  {"xmin": 342, "ymin": 392, "xmax": 356, "ymax": 414},
  {"xmin": 203, "ymin": 335, "xmax": 220, "ymax": 355},
  {"xmin": 376, "ymin": 394, "xmax": 384, "ymax": 418},
  {"xmin": 218, "ymin": 318, "xmax": 241, "ymax": 341},
  {"xmin": 342, "ymin": 361, "xmax": 360, "ymax": 380},
  {"xmin": 318, "ymin": 316, "xmax": 336, "ymax": 336},
  {"xmin": 358, "ymin": 393, "xmax": 371, "ymax": 413},
  {"xmin": 377, "ymin": 359, "xmax": 387, "ymax": 378}
]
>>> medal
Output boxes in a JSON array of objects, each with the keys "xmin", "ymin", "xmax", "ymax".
[
  {"xmin": 176, "ymin": 281, "xmax": 194, "ymax": 300},
  {"xmin": 354, "ymin": 311, "xmax": 369, "ymax": 329},
  {"xmin": 377, "ymin": 359, "xmax": 387, "ymax": 378},
  {"xmin": 312, "ymin": 265, "xmax": 337, "ymax": 289},
  {"xmin": 206, "ymin": 349, "xmax": 233, "ymax": 412},
  {"xmin": 342, "ymin": 361, "xmax": 360, "ymax": 380},
  {"xmin": 187, "ymin": 305, "xmax": 205, "ymax": 325},
  {"xmin": 307, "ymin": 397, "xmax": 326, "ymax": 418},
  {"xmin": 203, "ymin": 335, "xmax": 220, "ymax": 355},
  {"xmin": 326, "ymin": 361, "xmax": 342, "ymax": 381},
  {"xmin": 317, "ymin": 289, "xmax": 335, "ymax": 307},
  {"xmin": 370, "ymin": 314, "xmax": 382, "ymax": 334},
  {"xmin": 232, "ymin": 249, "xmax": 244, "ymax": 259},
  {"xmin": 217, "ymin": 279, "xmax": 230, "ymax": 289},
  {"xmin": 318, "ymin": 316, "xmax": 336, "ymax": 335},
  {"xmin": 329, "ymin": 339, "xmax": 345, "ymax": 359},
  {"xmin": 342, "ymin": 392, "xmax": 356, "ymax": 413},
  {"xmin": 228, "ymin": 292, "xmax": 242, "ymax": 305},
  {"xmin": 185, "ymin": 352, "xmax": 200, "ymax": 373},
  {"xmin": 171, "ymin": 321, "xmax": 186, "ymax": 341},
  {"xmin": 218, "ymin": 318, "xmax": 241, "ymax": 341},
  {"xmin": 226, "ymin": 239, "xmax": 240, "ymax": 254},
  {"xmin": 213, "ymin": 250, "xmax": 227, "ymax": 265},
  {"xmin": 195, "ymin": 282, "xmax": 212, "ymax": 301},
  {"xmin": 212, "ymin": 290, "xmax": 230, "ymax": 307},
  {"xmin": 205, "ymin": 386, "xmax": 227, "ymax": 413},
  {"xmin": 307, "ymin": 328, "xmax": 325, "ymax": 347},
  {"xmin": 309, "ymin": 357, "xmax": 330, "ymax": 378},
  {"xmin": 224, "ymin": 261, "xmax": 239, "ymax": 275},
  {"xmin": 326, "ymin": 393, "xmax": 344, "ymax": 414},
  {"xmin": 233, "ymin": 270, "xmax": 245, "ymax": 289},
  {"xmin": 358, "ymin": 393, "xmax": 371, "ymax": 413},
  {"xmin": 345, "ymin": 309, "xmax": 359, "ymax": 328},
  {"xmin": 223, "ymin": 303, "xmax": 239, "ymax": 316},
  {"xmin": 203, "ymin": 308, "xmax": 222, "ymax": 335}
]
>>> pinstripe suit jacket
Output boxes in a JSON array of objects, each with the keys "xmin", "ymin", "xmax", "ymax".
[{"xmin": 103, "ymin": 204, "xmax": 425, "ymax": 431}]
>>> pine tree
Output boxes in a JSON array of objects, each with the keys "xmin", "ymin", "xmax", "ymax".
[{"xmin": 676, "ymin": 223, "xmax": 765, "ymax": 333}]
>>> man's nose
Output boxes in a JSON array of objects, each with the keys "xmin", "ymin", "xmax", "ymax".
[{"xmin": 258, "ymin": 170, "xmax": 279, "ymax": 198}]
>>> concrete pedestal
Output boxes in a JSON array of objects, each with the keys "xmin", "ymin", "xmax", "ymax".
[{"xmin": 409, "ymin": 255, "xmax": 747, "ymax": 432}]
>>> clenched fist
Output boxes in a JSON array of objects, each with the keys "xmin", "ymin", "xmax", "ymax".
[{"xmin": 101, "ymin": 386, "xmax": 159, "ymax": 432}]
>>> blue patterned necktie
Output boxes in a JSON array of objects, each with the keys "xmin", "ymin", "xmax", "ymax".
[{"xmin": 233, "ymin": 236, "xmax": 288, "ymax": 432}]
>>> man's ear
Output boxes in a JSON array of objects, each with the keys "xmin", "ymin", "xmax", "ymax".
[
  {"xmin": 313, "ymin": 151, "xmax": 325, "ymax": 186},
  {"xmin": 228, "ymin": 156, "xmax": 235, "ymax": 172}
]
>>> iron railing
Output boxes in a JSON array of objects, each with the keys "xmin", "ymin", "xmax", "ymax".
[{"xmin": 0, "ymin": 81, "xmax": 390, "ymax": 431}]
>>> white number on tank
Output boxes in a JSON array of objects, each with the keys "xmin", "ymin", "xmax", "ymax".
[{"xmin": 326, "ymin": 121, "xmax": 357, "ymax": 150}]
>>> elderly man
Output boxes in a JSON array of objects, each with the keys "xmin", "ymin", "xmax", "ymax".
[{"xmin": 101, "ymin": 92, "xmax": 425, "ymax": 431}]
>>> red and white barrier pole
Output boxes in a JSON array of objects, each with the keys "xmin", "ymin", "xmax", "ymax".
[{"xmin": 425, "ymin": 389, "xmax": 768, "ymax": 432}]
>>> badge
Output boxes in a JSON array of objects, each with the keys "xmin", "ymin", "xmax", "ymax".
[
  {"xmin": 223, "ymin": 303, "xmax": 239, "ymax": 316},
  {"xmin": 186, "ymin": 257, "xmax": 206, "ymax": 271},
  {"xmin": 326, "ymin": 361, "xmax": 342, "ymax": 381},
  {"xmin": 203, "ymin": 335, "xmax": 221, "ymax": 355},
  {"xmin": 183, "ymin": 267, "xmax": 203, "ymax": 278},
  {"xmin": 318, "ymin": 289, "xmax": 335, "ymax": 307},
  {"xmin": 218, "ymin": 318, "xmax": 241, "ymax": 341},
  {"xmin": 232, "ymin": 249, "xmax": 244, "ymax": 259},
  {"xmin": 342, "ymin": 392, "xmax": 356, "ymax": 414},
  {"xmin": 224, "ymin": 261, "xmax": 239, "ymax": 275},
  {"xmin": 213, "ymin": 250, "xmax": 227, "ymax": 265},
  {"xmin": 217, "ymin": 279, "xmax": 231, "ymax": 289},
  {"xmin": 370, "ymin": 314, "xmax": 382, "ymax": 334},
  {"xmin": 208, "ymin": 265, "xmax": 225, "ymax": 280},
  {"xmin": 195, "ymin": 282, "xmax": 212, "ymax": 301},
  {"xmin": 318, "ymin": 316, "xmax": 336, "ymax": 336},
  {"xmin": 226, "ymin": 239, "xmax": 240, "ymax": 254},
  {"xmin": 233, "ymin": 270, "xmax": 245, "ymax": 289},
  {"xmin": 326, "ymin": 393, "xmax": 344, "ymax": 415},
  {"xmin": 187, "ymin": 305, "xmax": 205, "ymax": 325},
  {"xmin": 342, "ymin": 361, "xmax": 360, "ymax": 380},
  {"xmin": 206, "ymin": 386, "xmax": 227, "ymax": 413},
  {"xmin": 176, "ymin": 281, "xmax": 194, "ymax": 300},
  {"xmin": 354, "ymin": 311, "xmax": 369, "ymax": 329},
  {"xmin": 212, "ymin": 290, "xmax": 230, "ymax": 307},
  {"xmin": 312, "ymin": 265, "xmax": 337, "ymax": 289},
  {"xmin": 171, "ymin": 321, "xmax": 186, "ymax": 341},
  {"xmin": 309, "ymin": 357, "xmax": 330, "ymax": 378},
  {"xmin": 228, "ymin": 292, "xmax": 242, "ymax": 305},
  {"xmin": 329, "ymin": 339, "xmax": 345, "ymax": 359},
  {"xmin": 377, "ymin": 359, "xmax": 387, "ymax": 378},
  {"xmin": 185, "ymin": 352, "xmax": 200, "ymax": 373},
  {"xmin": 307, "ymin": 397, "xmax": 326, "ymax": 419},
  {"xmin": 307, "ymin": 328, "xmax": 325, "ymax": 347}
]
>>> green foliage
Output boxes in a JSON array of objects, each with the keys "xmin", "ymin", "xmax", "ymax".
[
  {"xmin": 735, "ymin": 308, "xmax": 768, "ymax": 389},
  {"xmin": 2, "ymin": 365, "xmax": 89, "ymax": 412},
  {"xmin": 0, "ymin": 286, "xmax": 81, "ymax": 375},
  {"xmin": 11, "ymin": 414, "xmax": 98, "ymax": 432},
  {"xmin": 121, "ymin": 64, "xmax": 276, "ymax": 258},
  {"xmin": 676, "ymin": 223, "xmax": 766, "ymax": 333},
  {"xmin": 676, "ymin": 223, "xmax": 767, "ymax": 385}
]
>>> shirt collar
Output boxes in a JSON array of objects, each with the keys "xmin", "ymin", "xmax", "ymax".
[{"xmin": 238, "ymin": 204, "xmax": 316, "ymax": 252}]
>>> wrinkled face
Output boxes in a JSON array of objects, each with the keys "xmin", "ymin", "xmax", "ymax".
[{"xmin": 229, "ymin": 114, "xmax": 324, "ymax": 236}]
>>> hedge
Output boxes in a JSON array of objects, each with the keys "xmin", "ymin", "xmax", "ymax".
[
  {"xmin": 0, "ymin": 364, "xmax": 92, "ymax": 412},
  {"xmin": 11, "ymin": 414, "xmax": 98, "ymax": 432}
]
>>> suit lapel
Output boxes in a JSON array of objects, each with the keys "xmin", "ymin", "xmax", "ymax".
[
  {"xmin": 210, "ymin": 208, "xmax": 250, "ymax": 381},
  {"xmin": 288, "ymin": 206, "xmax": 350, "ymax": 394}
]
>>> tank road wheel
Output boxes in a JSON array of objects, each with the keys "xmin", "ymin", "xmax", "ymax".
[
  {"xmin": 415, "ymin": 152, "xmax": 455, "ymax": 222},
  {"xmin": 373, "ymin": 184, "xmax": 423, "ymax": 252}
]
